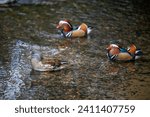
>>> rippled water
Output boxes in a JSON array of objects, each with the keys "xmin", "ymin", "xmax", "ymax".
[{"xmin": 0, "ymin": 0, "xmax": 150, "ymax": 99}]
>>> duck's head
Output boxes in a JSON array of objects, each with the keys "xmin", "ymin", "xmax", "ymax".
[
  {"xmin": 56, "ymin": 20, "xmax": 73, "ymax": 32},
  {"xmin": 106, "ymin": 44, "xmax": 120, "ymax": 55},
  {"xmin": 106, "ymin": 44, "xmax": 119, "ymax": 51}
]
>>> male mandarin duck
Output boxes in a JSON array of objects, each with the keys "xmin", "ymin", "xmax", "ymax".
[
  {"xmin": 31, "ymin": 51, "xmax": 68, "ymax": 71},
  {"xmin": 56, "ymin": 20, "xmax": 92, "ymax": 38},
  {"xmin": 106, "ymin": 44, "xmax": 143, "ymax": 61}
]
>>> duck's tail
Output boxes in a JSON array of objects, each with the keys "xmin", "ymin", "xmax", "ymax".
[
  {"xmin": 135, "ymin": 49, "xmax": 143, "ymax": 60},
  {"xmin": 87, "ymin": 26, "xmax": 93, "ymax": 34}
]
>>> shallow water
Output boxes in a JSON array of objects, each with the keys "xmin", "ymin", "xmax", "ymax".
[{"xmin": 0, "ymin": 0, "xmax": 150, "ymax": 99}]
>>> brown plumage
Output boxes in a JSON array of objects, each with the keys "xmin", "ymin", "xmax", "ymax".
[
  {"xmin": 128, "ymin": 44, "xmax": 137, "ymax": 54},
  {"xmin": 56, "ymin": 20, "xmax": 73, "ymax": 32},
  {"xmin": 107, "ymin": 44, "xmax": 142, "ymax": 61},
  {"xmin": 31, "ymin": 51, "xmax": 68, "ymax": 71},
  {"xmin": 56, "ymin": 20, "xmax": 92, "ymax": 38}
]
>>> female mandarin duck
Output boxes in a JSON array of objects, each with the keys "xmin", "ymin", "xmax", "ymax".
[
  {"xmin": 31, "ymin": 51, "xmax": 68, "ymax": 71},
  {"xmin": 56, "ymin": 20, "xmax": 92, "ymax": 38},
  {"xmin": 106, "ymin": 44, "xmax": 143, "ymax": 61}
]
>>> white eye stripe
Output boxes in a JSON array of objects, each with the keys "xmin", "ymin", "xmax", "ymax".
[
  {"xmin": 59, "ymin": 21, "xmax": 72, "ymax": 28},
  {"xmin": 110, "ymin": 44, "xmax": 119, "ymax": 48}
]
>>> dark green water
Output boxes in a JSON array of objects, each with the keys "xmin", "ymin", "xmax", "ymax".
[{"xmin": 0, "ymin": 0, "xmax": 150, "ymax": 99}]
